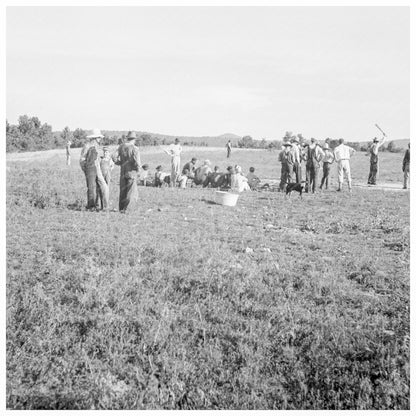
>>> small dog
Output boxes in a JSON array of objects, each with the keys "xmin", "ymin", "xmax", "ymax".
[{"xmin": 285, "ymin": 181, "xmax": 307, "ymax": 198}]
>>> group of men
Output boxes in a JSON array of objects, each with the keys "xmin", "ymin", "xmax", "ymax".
[
  {"xmin": 77, "ymin": 129, "xmax": 410, "ymax": 213},
  {"xmin": 278, "ymin": 137, "xmax": 355, "ymax": 193}
]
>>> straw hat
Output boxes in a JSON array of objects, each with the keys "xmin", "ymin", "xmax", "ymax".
[
  {"xmin": 323, "ymin": 143, "xmax": 330, "ymax": 150},
  {"xmin": 126, "ymin": 131, "xmax": 137, "ymax": 140},
  {"xmin": 283, "ymin": 142, "xmax": 292, "ymax": 147},
  {"xmin": 87, "ymin": 128, "xmax": 104, "ymax": 139}
]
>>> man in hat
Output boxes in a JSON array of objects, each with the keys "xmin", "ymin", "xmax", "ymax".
[
  {"xmin": 279, "ymin": 141, "xmax": 294, "ymax": 191},
  {"xmin": 112, "ymin": 131, "xmax": 141, "ymax": 212},
  {"xmin": 79, "ymin": 128, "xmax": 109, "ymax": 211},
  {"xmin": 163, "ymin": 138, "xmax": 182, "ymax": 187},
  {"xmin": 367, "ymin": 136, "xmax": 386, "ymax": 185},
  {"xmin": 319, "ymin": 143, "xmax": 335, "ymax": 190},
  {"xmin": 333, "ymin": 138, "xmax": 356, "ymax": 192},
  {"xmin": 303, "ymin": 138, "xmax": 324, "ymax": 193},
  {"xmin": 290, "ymin": 136, "xmax": 302, "ymax": 183},
  {"xmin": 403, "ymin": 143, "xmax": 410, "ymax": 189}
]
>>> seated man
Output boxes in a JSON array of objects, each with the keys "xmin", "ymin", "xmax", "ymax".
[
  {"xmin": 182, "ymin": 157, "xmax": 198, "ymax": 179},
  {"xmin": 177, "ymin": 169, "xmax": 189, "ymax": 189},
  {"xmin": 138, "ymin": 164, "xmax": 153, "ymax": 186},
  {"xmin": 231, "ymin": 165, "xmax": 250, "ymax": 192},
  {"xmin": 154, "ymin": 165, "xmax": 170, "ymax": 187},
  {"xmin": 193, "ymin": 160, "xmax": 212, "ymax": 185},
  {"xmin": 246, "ymin": 167, "xmax": 261, "ymax": 190}
]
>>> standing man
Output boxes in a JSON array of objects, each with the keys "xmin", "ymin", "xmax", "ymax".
[
  {"xmin": 367, "ymin": 136, "xmax": 386, "ymax": 185},
  {"xmin": 96, "ymin": 147, "xmax": 115, "ymax": 210},
  {"xmin": 304, "ymin": 138, "xmax": 324, "ymax": 193},
  {"xmin": 66, "ymin": 140, "xmax": 72, "ymax": 166},
  {"xmin": 319, "ymin": 143, "xmax": 335, "ymax": 190},
  {"xmin": 112, "ymin": 131, "xmax": 141, "ymax": 213},
  {"xmin": 79, "ymin": 128, "xmax": 109, "ymax": 211},
  {"xmin": 226, "ymin": 140, "xmax": 232, "ymax": 158},
  {"xmin": 163, "ymin": 138, "xmax": 182, "ymax": 187},
  {"xmin": 333, "ymin": 138, "xmax": 356, "ymax": 192},
  {"xmin": 290, "ymin": 136, "xmax": 302, "ymax": 183},
  {"xmin": 403, "ymin": 143, "xmax": 410, "ymax": 189},
  {"xmin": 279, "ymin": 142, "xmax": 294, "ymax": 191}
]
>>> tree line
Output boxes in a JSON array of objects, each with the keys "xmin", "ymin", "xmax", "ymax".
[{"xmin": 6, "ymin": 115, "xmax": 406, "ymax": 153}]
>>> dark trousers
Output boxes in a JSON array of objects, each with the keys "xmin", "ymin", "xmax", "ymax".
[
  {"xmin": 293, "ymin": 162, "xmax": 302, "ymax": 183},
  {"xmin": 227, "ymin": 149, "xmax": 231, "ymax": 158},
  {"xmin": 368, "ymin": 161, "xmax": 378, "ymax": 184},
  {"xmin": 119, "ymin": 170, "xmax": 138, "ymax": 212},
  {"xmin": 280, "ymin": 164, "xmax": 293, "ymax": 190},
  {"xmin": 85, "ymin": 167, "xmax": 98, "ymax": 209},
  {"xmin": 307, "ymin": 164, "xmax": 319, "ymax": 193},
  {"xmin": 320, "ymin": 162, "xmax": 330, "ymax": 189}
]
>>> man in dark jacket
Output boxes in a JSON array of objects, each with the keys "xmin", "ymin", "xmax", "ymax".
[{"xmin": 112, "ymin": 131, "xmax": 141, "ymax": 213}]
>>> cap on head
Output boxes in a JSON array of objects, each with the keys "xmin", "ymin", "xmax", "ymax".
[
  {"xmin": 249, "ymin": 167, "xmax": 255, "ymax": 172},
  {"xmin": 156, "ymin": 165, "xmax": 162, "ymax": 170},
  {"xmin": 87, "ymin": 128, "xmax": 104, "ymax": 139},
  {"xmin": 191, "ymin": 157, "xmax": 197, "ymax": 162},
  {"xmin": 373, "ymin": 137, "xmax": 379, "ymax": 142},
  {"xmin": 175, "ymin": 138, "xmax": 180, "ymax": 144},
  {"xmin": 126, "ymin": 131, "xmax": 137, "ymax": 140}
]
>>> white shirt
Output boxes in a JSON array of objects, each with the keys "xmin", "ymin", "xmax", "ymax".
[
  {"xmin": 334, "ymin": 144, "xmax": 355, "ymax": 161},
  {"xmin": 166, "ymin": 143, "xmax": 182, "ymax": 158}
]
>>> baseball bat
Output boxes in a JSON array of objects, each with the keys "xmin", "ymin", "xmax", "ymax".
[{"xmin": 375, "ymin": 123, "xmax": 387, "ymax": 137}]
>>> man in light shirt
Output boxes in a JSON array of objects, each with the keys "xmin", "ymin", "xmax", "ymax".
[
  {"xmin": 367, "ymin": 136, "xmax": 386, "ymax": 185},
  {"xmin": 290, "ymin": 137, "xmax": 302, "ymax": 183},
  {"xmin": 163, "ymin": 138, "xmax": 183, "ymax": 187},
  {"xmin": 333, "ymin": 138, "xmax": 356, "ymax": 192}
]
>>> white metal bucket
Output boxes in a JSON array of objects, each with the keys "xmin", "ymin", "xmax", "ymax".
[{"xmin": 215, "ymin": 191, "xmax": 239, "ymax": 207}]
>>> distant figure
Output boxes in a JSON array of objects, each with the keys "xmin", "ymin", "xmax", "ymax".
[
  {"xmin": 367, "ymin": 136, "xmax": 386, "ymax": 185},
  {"xmin": 403, "ymin": 143, "xmax": 410, "ymax": 189},
  {"xmin": 246, "ymin": 167, "xmax": 261, "ymax": 190},
  {"xmin": 163, "ymin": 138, "xmax": 182, "ymax": 187},
  {"xmin": 319, "ymin": 143, "xmax": 335, "ymax": 190},
  {"xmin": 96, "ymin": 146, "xmax": 115, "ymax": 210},
  {"xmin": 226, "ymin": 140, "xmax": 232, "ymax": 158},
  {"xmin": 112, "ymin": 131, "xmax": 141, "ymax": 213},
  {"xmin": 79, "ymin": 129, "xmax": 109, "ymax": 211},
  {"xmin": 182, "ymin": 157, "xmax": 198, "ymax": 179},
  {"xmin": 279, "ymin": 142, "xmax": 294, "ymax": 191},
  {"xmin": 333, "ymin": 138, "xmax": 356, "ymax": 192},
  {"xmin": 66, "ymin": 140, "xmax": 72, "ymax": 166}
]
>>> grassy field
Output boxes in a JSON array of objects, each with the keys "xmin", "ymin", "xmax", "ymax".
[{"xmin": 6, "ymin": 148, "xmax": 409, "ymax": 409}]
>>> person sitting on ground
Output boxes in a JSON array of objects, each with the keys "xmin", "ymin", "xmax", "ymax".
[
  {"xmin": 231, "ymin": 165, "xmax": 250, "ymax": 192},
  {"xmin": 139, "ymin": 164, "xmax": 153, "ymax": 186},
  {"xmin": 246, "ymin": 167, "xmax": 261, "ymax": 190},
  {"xmin": 194, "ymin": 160, "xmax": 212, "ymax": 185},
  {"xmin": 154, "ymin": 165, "xmax": 170, "ymax": 187},
  {"xmin": 182, "ymin": 157, "xmax": 198, "ymax": 179},
  {"xmin": 177, "ymin": 169, "xmax": 189, "ymax": 189}
]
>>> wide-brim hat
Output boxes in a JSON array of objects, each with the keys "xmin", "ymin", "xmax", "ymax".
[
  {"xmin": 283, "ymin": 142, "xmax": 292, "ymax": 147},
  {"xmin": 291, "ymin": 137, "xmax": 299, "ymax": 143},
  {"xmin": 323, "ymin": 144, "xmax": 330, "ymax": 150},
  {"xmin": 87, "ymin": 128, "xmax": 104, "ymax": 139},
  {"xmin": 127, "ymin": 131, "xmax": 137, "ymax": 140}
]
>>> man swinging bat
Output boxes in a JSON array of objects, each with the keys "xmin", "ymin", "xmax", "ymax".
[{"xmin": 368, "ymin": 124, "xmax": 387, "ymax": 186}]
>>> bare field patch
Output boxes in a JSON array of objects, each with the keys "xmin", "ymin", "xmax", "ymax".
[{"xmin": 6, "ymin": 149, "xmax": 409, "ymax": 409}]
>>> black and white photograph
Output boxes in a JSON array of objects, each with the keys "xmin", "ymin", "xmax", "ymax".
[{"xmin": 4, "ymin": 1, "xmax": 412, "ymax": 411}]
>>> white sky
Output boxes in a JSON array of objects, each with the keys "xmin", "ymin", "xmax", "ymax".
[{"xmin": 6, "ymin": 6, "xmax": 410, "ymax": 141}]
